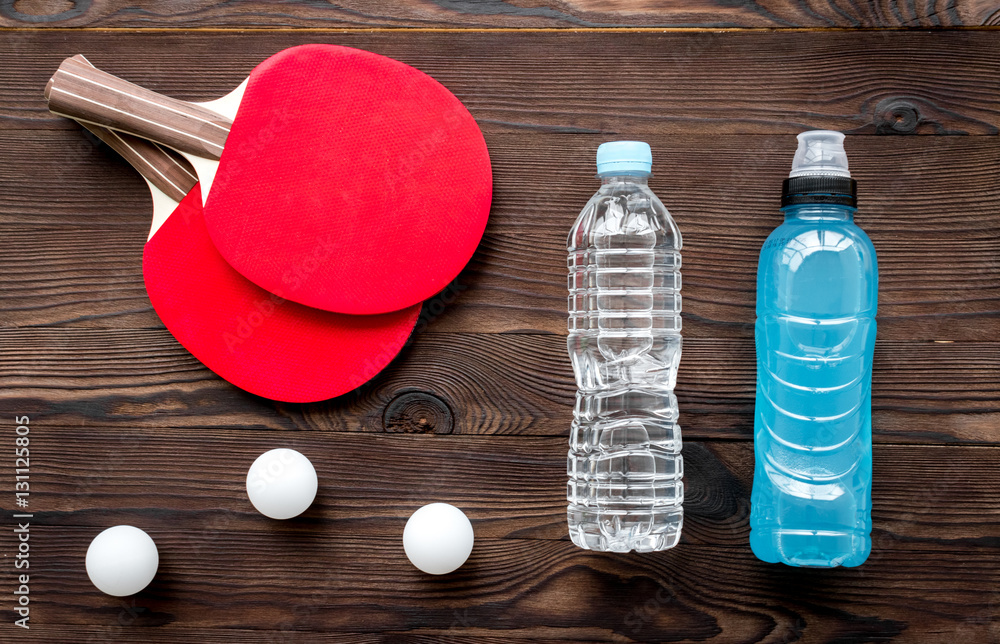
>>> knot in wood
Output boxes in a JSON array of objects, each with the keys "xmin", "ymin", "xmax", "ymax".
[
  {"xmin": 2, "ymin": 0, "xmax": 91, "ymax": 23},
  {"xmin": 874, "ymin": 98, "xmax": 920, "ymax": 134},
  {"xmin": 382, "ymin": 391, "xmax": 453, "ymax": 434}
]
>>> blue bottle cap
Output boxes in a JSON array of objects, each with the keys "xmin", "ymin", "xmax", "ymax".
[{"xmin": 596, "ymin": 141, "xmax": 652, "ymax": 175}]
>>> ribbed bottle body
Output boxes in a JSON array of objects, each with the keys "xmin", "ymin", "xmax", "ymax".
[
  {"xmin": 567, "ymin": 176, "xmax": 683, "ymax": 553},
  {"xmin": 750, "ymin": 205, "xmax": 878, "ymax": 567}
]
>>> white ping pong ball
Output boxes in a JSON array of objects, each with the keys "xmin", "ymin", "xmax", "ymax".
[
  {"xmin": 86, "ymin": 525, "xmax": 159, "ymax": 596},
  {"xmin": 403, "ymin": 503, "xmax": 474, "ymax": 575},
  {"xmin": 246, "ymin": 448, "xmax": 318, "ymax": 520}
]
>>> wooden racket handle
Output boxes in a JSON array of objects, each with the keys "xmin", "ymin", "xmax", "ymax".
[
  {"xmin": 46, "ymin": 55, "xmax": 231, "ymax": 160},
  {"xmin": 80, "ymin": 122, "xmax": 197, "ymax": 202}
]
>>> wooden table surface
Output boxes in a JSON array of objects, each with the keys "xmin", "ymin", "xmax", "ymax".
[{"xmin": 1, "ymin": 2, "xmax": 999, "ymax": 642}]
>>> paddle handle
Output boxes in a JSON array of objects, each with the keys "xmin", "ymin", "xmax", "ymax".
[
  {"xmin": 80, "ymin": 123, "xmax": 197, "ymax": 202},
  {"xmin": 45, "ymin": 55, "xmax": 231, "ymax": 160}
]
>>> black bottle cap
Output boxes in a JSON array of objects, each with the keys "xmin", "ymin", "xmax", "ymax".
[{"xmin": 781, "ymin": 175, "xmax": 857, "ymax": 208}]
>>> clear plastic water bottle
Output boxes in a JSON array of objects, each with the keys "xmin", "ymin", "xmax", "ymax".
[
  {"xmin": 566, "ymin": 141, "xmax": 683, "ymax": 553},
  {"xmin": 750, "ymin": 131, "xmax": 878, "ymax": 568}
]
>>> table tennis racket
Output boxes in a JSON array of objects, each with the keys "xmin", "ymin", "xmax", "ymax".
[
  {"xmin": 45, "ymin": 45, "xmax": 492, "ymax": 315},
  {"xmin": 75, "ymin": 120, "xmax": 420, "ymax": 403}
]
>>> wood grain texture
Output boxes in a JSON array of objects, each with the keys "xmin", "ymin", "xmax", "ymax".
[
  {"xmin": 2, "ymin": 130, "xmax": 998, "ymax": 339},
  {"xmin": 1, "ymin": 23, "xmax": 999, "ymax": 644},
  {"xmin": 1, "ymin": 531, "xmax": 997, "ymax": 641},
  {"xmin": 2, "ymin": 329, "xmax": 997, "ymax": 443},
  {"xmin": 3, "ymin": 31, "xmax": 1000, "ymax": 136},
  {"xmin": 20, "ymin": 427, "xmax": 1000, "ymax": 544},
  {"xmin": 2, "ymin": 430, "xmax": 999, "ymax": 641},
  {"xmin": 3, "ymin": 0, "xmax": 1000, "ymax": 28}
]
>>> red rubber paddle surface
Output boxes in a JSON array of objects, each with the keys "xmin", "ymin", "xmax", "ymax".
[
  {"xmin": 204, "ymin": 44, "xmax": 492, "ymax": 315},
  {"xmin": 143, "ymin": 186, "xmax": 420, "ymax": 403}
]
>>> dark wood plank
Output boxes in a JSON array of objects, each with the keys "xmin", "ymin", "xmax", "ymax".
[
  {"xmin": 5, "ymin": 426, "xmax": 999, "ymax": 641},
  {"xmin": 0, "ymin": 628, "xmax": 388, "ymax": 644},
  {"xmin": 2, "ymin": 131, "xmax": 998, "ymax": 339},
  {"xmin": 2, "ymin": 329, "xmax": 997, "ymax": 442},
  {"xmin": 2, "ymin": 0, "xmax": 999, "ymax": 29},
  {"xmin": 22, "ymin": 427, "xmax": 1000, "ymax": 544},
  {"xmin": 3, "ymin": 31, "xmax": 1000, "ymax": 135},
  {"xmin": 4, "ymin": 532, "xmax": 998, "ymax": 642}
]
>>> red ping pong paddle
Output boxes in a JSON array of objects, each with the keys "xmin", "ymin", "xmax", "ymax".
[
  {"xmin": 46, "ymin": 45, "xmax": 492, "ymax": 315},
  {"xmin": 75, "ymin": 117, "xmax": 420, "ymax": 403}
]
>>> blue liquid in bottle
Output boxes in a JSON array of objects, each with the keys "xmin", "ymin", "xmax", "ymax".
[{"xmin": 750, "ymin": 131, "xmax": 878, "ymax": 568}]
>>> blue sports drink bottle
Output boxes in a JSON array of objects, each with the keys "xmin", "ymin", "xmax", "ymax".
[{"xmin": 749, "ymin": 131, "xmax": 878, "ymax": 568}]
